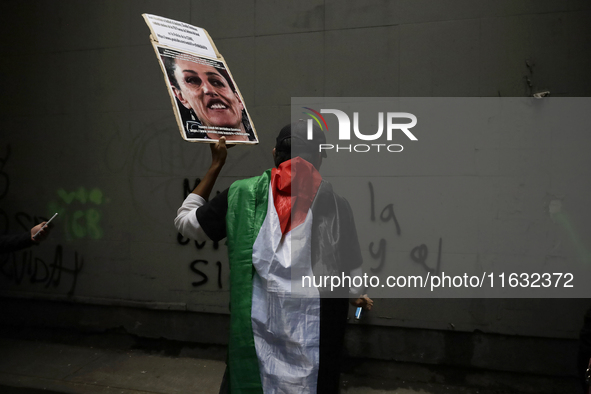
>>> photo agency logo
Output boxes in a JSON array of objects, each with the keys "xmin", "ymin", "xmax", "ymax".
[{"xmin": 302, "ymin": 107, "xmax": 418, "ymax": 153}]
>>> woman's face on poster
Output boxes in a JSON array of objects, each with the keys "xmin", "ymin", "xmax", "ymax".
[{"xmin": 172, "ymin": 59, "xmax": 244, "ymax": 135}]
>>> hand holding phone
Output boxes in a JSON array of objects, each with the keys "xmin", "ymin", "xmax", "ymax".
[{"xmin": 32, "ymin": 213, "xmax": 58, "ymax": 241}]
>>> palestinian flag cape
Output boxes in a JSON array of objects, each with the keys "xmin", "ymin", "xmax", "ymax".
[{"xmin": 225, "ymin": 157, "xmax": 362, "ymax": 394}]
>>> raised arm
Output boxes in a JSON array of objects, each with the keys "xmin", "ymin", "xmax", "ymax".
[
  {"xmin": 174, "ymin": 138, "xmax": 229, "ymax": 242},
  {"xmin": 191, "ymin": 137, "xmax": 228, "ymax": 199}
]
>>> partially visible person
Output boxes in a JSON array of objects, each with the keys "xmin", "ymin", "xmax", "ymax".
[
  {"xmin": 0, "ymin": 222, "xmax": 51, "ymax": 253},
  {"xmin": 163, "ymin": 54, "xmax": 255, "ymax": 142},
  {"xmin": 578, "ymin": 305, "xmax": 591, "ymax": 393}
]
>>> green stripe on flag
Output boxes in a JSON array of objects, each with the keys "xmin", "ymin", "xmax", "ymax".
[{"xmin": 226, "ymin": 170, "xmax": 271, "ymax": 394}]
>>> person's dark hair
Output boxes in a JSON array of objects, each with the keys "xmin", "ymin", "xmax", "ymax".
[
  {"xmin": 163, "ymin": 55, "xmax": 180, "ymax": 89},
  {"xmin": 275, "ymin": 137, "xmax": 321, "ymax": 168},
  {"xmin": 274, "ymin": 121, "xmax": 325, "ymax": 168},
  {"xmin": 274, "ymin": 137, "xmax": 290, "ymax": 167}
]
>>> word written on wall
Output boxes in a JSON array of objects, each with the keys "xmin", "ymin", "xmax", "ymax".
[{"xmin": 366, "ymin": 181, "xmax": 443, "ymax": 277}]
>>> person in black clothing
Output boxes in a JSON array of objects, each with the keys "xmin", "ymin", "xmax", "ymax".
[
  {"xmin": 0, "ymin": 222, "xmax": 50, "ymax": 253},
  {"xmin": 578, "ymin": 305, "xmax": 591, "ymax": 393}
]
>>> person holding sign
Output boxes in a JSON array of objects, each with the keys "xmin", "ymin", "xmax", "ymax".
[
  {"xmin": 163, "ymin": 55, "xmax": 255, "ymax": 142},
  {"xmin": 175, "ymin": 122, "xmax": 372, "ymax": 393}
]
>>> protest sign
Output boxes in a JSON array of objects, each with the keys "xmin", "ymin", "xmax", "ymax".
[{"xmin": 143, "ymin": 14, "xmax": 258, "ymax": 144}]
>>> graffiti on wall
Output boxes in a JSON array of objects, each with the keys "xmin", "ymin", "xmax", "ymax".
[
  {"xmin": 0, "ymin": 243, "xmax": 83, "ymax": 296},
  {"xmin": 0, "ymin": 145, "xmax": 11, "ymax": 235},
  {"xmin": 0, "ymin": 144, "xmax": 84, "ymax": 296},
  {"xmin": 367, "ymin": 181, "xmax": 443, "ymax": 276},
  {"xmin": 47, "ymin": 187, "xmax": 107, "ymax": 240},
  {"xmin": 175, "ymin": 177, "xmax": 446, "ymax": 291}
]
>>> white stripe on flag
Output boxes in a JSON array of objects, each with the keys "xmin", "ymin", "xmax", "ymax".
[{"xmin": 251, "ymin": 185, "xmax": 320, "ymax": 394}]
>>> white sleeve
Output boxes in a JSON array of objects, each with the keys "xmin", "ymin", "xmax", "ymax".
[
  {"xmin": 174, "ymin": 194, "xmax": 210, "ymax": 243},
  {"xmin": 349, "ymin": 266, "xmax": 364, "ymax": 298}
]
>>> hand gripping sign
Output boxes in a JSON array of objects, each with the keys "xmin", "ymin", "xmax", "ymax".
[{"xmin": 143, "ymin": 14, "xmax": 258, "ymax": 144}]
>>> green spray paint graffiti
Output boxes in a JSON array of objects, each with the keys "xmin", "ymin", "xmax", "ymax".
[
  {"xmin": 553, "ymin": 212, "xmax": 591, "ymax": 265},
  {"xmin": 549, "ymin": 199, "xmax": 591, "ymax": 265},
  {"xmin": 57, "ymin": 187, "xmax": 104, "ymax": 205},
  {"xmin": 47, "ymin": 187, "xmax": 108, "ymax": 240}
]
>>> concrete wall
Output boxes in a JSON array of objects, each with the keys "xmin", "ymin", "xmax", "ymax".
[{"xmin": 1, "ymin": 0, "xmax": 591, "ymax": 373}]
